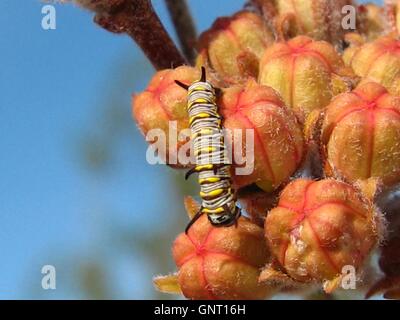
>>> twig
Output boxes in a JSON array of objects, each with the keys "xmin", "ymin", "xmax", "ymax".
[
  {"xmin": 165, "ymin": 0, "xmax": 197, "ymax": 65},
  {"xmin": 86, "ymin": 0, "xmax": 187, "ymax": 70}
]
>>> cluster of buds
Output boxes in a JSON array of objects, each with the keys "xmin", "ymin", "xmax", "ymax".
[
  {"xmin": 133, "ymin": 74, "xmax": 305, "ymax": 191},
  {"xmin": 71, "ymin": 0, "xmax": 400, "ymax": 300}
]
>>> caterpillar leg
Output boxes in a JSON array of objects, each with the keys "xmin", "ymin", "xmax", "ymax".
[
  {"xmin": 185, "ymin": 207, "xmax": 204, "ymax": 234},
  {"xmin": 175, "ymin": 80, "xmax": 189, "ymax": 90}
]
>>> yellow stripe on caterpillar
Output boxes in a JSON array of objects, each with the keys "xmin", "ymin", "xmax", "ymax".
[
  {"xmin": 199, "ymin": 177, "xmax": 220, "ymax": 184},
  {"xmin": 189, "ymin": 98, "xmax": 209, "ymax": 106},
  {"xmin": 200, "ymin": 188, "xmax": 224, "ymax": 198},
  {"xmin": 194, "ymin": 164, "xmax": 214, "ymax": 172},
  {"xmin": 189, "ymin": 113, "xmax": 214, "ymax": 125},
  {"xmin": 188, "ymin": 86, "xmax": 206, "ymax": 93},
  {"xmin": 202, "ymin": 207, "xmax": 225, "ymax": 214},
  {"xmin": 195, "ymin": 146, "xmax": 217, "ymax": 156}
]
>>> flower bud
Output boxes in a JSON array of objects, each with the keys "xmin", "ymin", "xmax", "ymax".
[
  {"xmin": 132, "ymin": 66, "xmax": 200, "ymax": 167},
  {"xmin": 264, "ymin": 178, "xmax": 378, "ymax": 293},
  {"xmin": 344, "ymin": 35, "xmax": 400, "ymax": 95},
  {"xmin": 258, "ymin": 36, "xmax": 356, "ymax": 122},
  {"xmin": 219, "ymin": 79, "xmax": 305, "ymax": 192},
  {"xmin": 271, "ymin": 0, "xmax": 353, "ymax": 47},
  {"xmin": 172, "ymin": 213, "xmax": 270, "ymax": 300},
  {"xmin": 197, "ymin": 11, "xmax": 274, "ymax": 86},
  {"xmin": 321, "ymin": 82, "xmax": 400, "ymax": 187}
]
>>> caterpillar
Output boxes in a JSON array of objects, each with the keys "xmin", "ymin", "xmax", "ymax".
[{"xmin": 175, "ymin": 67, "xmax": 241, "ymax": 233}]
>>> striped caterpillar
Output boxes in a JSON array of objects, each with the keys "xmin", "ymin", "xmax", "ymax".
[{"xmin": 175, "ymin": 67, "xmax": 241, "ymax": 233}]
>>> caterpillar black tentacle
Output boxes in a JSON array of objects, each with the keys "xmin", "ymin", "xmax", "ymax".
[
  {"xmin": 175, "ymin": 80, "xmax": 189, "ymax": 90},
  {"xmin": 176, "ymin": 67, "xmax": 241, "ymax": 233},
  {"xmin": 200, "ymin": 66, "xmax": 206, "ymax": 82}
]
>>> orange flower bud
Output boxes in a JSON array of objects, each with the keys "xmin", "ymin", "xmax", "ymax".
[
  {"xmin": 172, "ymin": 213, "xmax": 270, "ymax": 300},
  {"xmin": 345, "ymin": 35, "xmax": 400, "ymax": 95},
  {"xmin": 132, "ymin": 66, "xmax": 200, "ymax": 167},
  {"xmin": 271, "ymin": 0, "xmax": 353, "ymax": 46},
  {"xmin": 219, "ymin": 79, "xmax": 305, "ymax": 192},
  {"xmin": 321, "ymin": 82, "xmax": 400, "ymax": 186},
  {"xmin": 264, "ymin": 179, "xmax": 378, "ymax": 292},
  {"xmin": 258, "ymin": 36, "xmax": 355, "ymax": 122},
  {"xmin": 197, "ymin": 11, "xmax": 274, "ymax": 86}
]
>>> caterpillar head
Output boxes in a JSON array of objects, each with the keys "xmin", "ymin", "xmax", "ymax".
[{"xmin": 175, "ymin": 67, "xmax": 215, "ymax": 93}]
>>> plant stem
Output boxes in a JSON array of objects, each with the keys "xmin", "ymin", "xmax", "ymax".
[
  {"xmin": 94, "ymin": 0, "xmax": 187, "ymax": 70},
  {"xmin": 165, "ymin": 0, "xmax": 197, "ymax": 65}
]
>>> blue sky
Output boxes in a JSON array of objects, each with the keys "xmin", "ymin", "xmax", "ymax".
[{"xmin": 0, "ymin": 0, "xmax": 381, "ymax": 299}]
